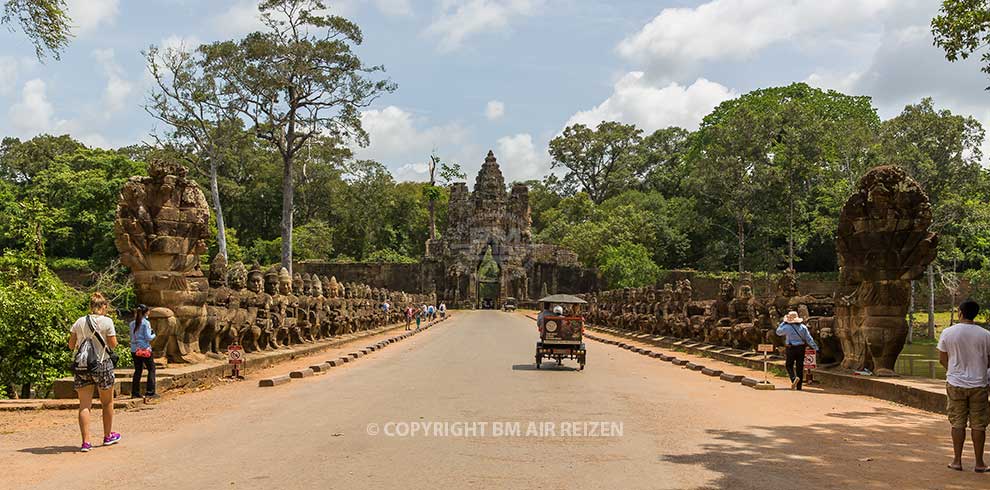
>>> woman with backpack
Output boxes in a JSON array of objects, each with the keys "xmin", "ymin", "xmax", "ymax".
[
  {"xmin": 129, "ymin": 304, "xmax": 157, "ymax": 399},
  {"xmin": 68, "ymin": 292, "xmax": 121, "ymax": 452}
]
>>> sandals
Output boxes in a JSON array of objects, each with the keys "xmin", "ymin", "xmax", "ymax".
[
  {"xmin": 976, "ymin": 467, "xmax": 989, "ymax": 473},
  {"xmin": 947, "ymin": 464, "xmax": 963, "ymax": 472}
]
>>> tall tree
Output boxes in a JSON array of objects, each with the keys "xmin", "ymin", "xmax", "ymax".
[
  {"xmin": 634, "ymin": 126, "xmax": 691, "ymax": 197},
  {"xmin": 690, "ymin": 83, "xmax": 880, "ymax": 272},
  {"xmin": 548, "ymin": 121, "xmax": 642, "ymax": 204},
  {"xmin": 201, "ymin": 0, "xmax": 395, "ymax": 274},
  {"xmin": 879, "ymin": 97, "xmax": 986, "ymax": 337},
  {"xmin": 145, "ymin": 44, "xmax": 246, "ymax": 260},
  {"xmin": 424, "ymin": 152, "xmax": 464, "ymax": 241},
  {"xmin": 1, "ymin": 0, "xmax": 72, "ymax": 59}
]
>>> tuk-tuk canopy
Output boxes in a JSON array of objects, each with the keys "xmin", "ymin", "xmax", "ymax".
[{"xmin": 537, "ymin": 294, "xmax": 587, "ymax": 305}]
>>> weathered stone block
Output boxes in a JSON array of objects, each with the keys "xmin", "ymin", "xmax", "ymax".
[
  {"xmin": 702, "ymin": 368, "xmax": 723, "ymax": 377},
  {"xmin": 290, "ymin": 368, "xmax": 314, "ymax": 378},
  {"xmin": 259, "ymin": 375, "xmax": 291, "ymax": 387},
  {"xmin": 720, "ymin": 373, "xmax": 745, "ymax": 383},
  {"xmin": 310, "ymin": 363, "xmax": 331, "ymax": 373}
]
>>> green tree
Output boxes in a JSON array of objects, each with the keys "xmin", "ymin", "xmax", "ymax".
[
  {"xmin": 548, "ymin": 121, "xmax": 642, "ymax": 204},
  {"xmin": 879, "ymin": 97, "xmax": 987, "ymax": 337},
  {"xmin": 145, "ymin": 43, "xmax": 250, "ymax": 260},
  {"xmin": 690, "ymin": 83, "xmax": 880, "ymax": 272},
  {"xmin": 0, "ymin": 134, "xmax": 83, "ymax": 187},
  {"xmin": 424, "ymin": 152, "xmax": 464, "ymax": 240},
  {"xmin": 0, "ymin": 197, "xmax": 84, "ymax": 398},
  {"xmin": 933, "ymin": 0, "xmax": 990, "ymax": 88},
  {"xmin": 635, "ymin": 126, "xmax": 692, "ymax": 196},
  {"xmin": 201, "ymin": 0, "xmax": 396, "ymax": 274},
  {"xmin": 1, "ymin": 0, "xmax": 72, "ymax": 59},
  {"xmin": 598, "ymin": 242, "xmax": 660, "ymax": 288}
]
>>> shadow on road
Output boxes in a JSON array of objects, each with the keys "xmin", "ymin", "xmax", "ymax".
[
  {"xmin": 511, "ymin": 364, "xmax": 580, "ymax": 372},
  {"xmin": 18, "ymin": 445, "xmax": 81, "ymax": 455},
  {"xmin": 657, "ymin": 406, "xmax": 980, "ymax": 490}
]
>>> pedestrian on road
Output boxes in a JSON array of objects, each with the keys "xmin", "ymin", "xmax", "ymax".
[
  {"xmin": 405, "ymin": 305, "xmax": 414, "ymax": 331},
  {"xmin": 415, "ymin": 308, "xmax": 422, "ymax": 330},
  {"xmin": 68, "ymin": 292, "xmax": 121, "ymax": 452},
  {"xmin": 439, "ymin": 303, "xmax": 447, "ymax": 319},
  {"xmin": 938, "ymin": 299, "xmax": 990, "ymax": 473},
  {"xmin": 428, "ymin": 304, "xmax": 436, "ymax": 321},
  {"xmin": 129, "ymin": 304, "xmax": 157, "ymax": 399},
  {"xmin": 775, "ymin": 311, "xmax": 818, "ymax": 391}
]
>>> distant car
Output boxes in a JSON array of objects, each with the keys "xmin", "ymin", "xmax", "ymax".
[{"xmin": 503, "ymin": 297, "xmax": 517, "ymax": 311}]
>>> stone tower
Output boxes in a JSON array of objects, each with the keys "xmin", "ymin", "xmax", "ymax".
[{"xmin": 425, "ymin": 150, "xmax": 590, "ymax": 308}]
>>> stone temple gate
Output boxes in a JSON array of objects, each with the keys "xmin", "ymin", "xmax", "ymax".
[{"xmin": 299, "ymin": 151, "xmax": 600, "ymax": 308}]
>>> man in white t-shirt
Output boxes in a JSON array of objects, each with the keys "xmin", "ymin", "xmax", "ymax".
[{"xmin": 937, "ymin": 300, "xmax": 990, "ymax": 472}]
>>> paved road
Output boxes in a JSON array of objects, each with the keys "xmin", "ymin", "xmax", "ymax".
[{"xmin": 1, "ymin": 311, "xmax": 982, "ymax": 489}]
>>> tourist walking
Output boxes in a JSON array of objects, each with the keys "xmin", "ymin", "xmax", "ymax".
[
  {"xmin": 439, "ymin": 302, "xmax": 447, "ymax": 319},
  {"xmin": 405, "ymin": 305, "xmax": 414, "ymax": 331},
  {"xmin": 428, "ymin": 304, "xmax": 436, "ymax": 321},
  {"xmin": 775, "ymin": 311, "xmax": 818, "ymax": 391},
  {"xmin": 938, "ymin": 300, "xmax": 990, "ymax": 473},
  {"xmin": 415, "ymin": 308, "xmax": 422, "ymax": 330},
  {"xmin": 129, "ymin": 304, "xmax": 157, "ymax": 399},
  {"xmin": 68, "ymin": 292, "xmax": 121, "ymax": 452}
]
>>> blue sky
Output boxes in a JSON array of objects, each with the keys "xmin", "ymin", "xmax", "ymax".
[{"xmin": 1, "ymin": 0, "xmax": 988, "ymax": 183}]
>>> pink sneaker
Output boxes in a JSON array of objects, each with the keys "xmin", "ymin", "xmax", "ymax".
[
  {"xmin": 80, "ymin": 442, "xmax": 93, "ymax": 452},
  {"xmin": 103, "ymin": 432, "xmax": 121, "ymax": 446}
]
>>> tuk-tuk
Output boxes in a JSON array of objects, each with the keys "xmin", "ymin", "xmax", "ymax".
[
  {"xmin": 535, "ymin": 294, "xmax": 587, "ymax": 370},
  {"xmin": 503, "ymin": 297, "xmax": 517, "ymax": 311}
]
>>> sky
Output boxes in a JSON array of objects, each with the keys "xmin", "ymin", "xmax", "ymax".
[{"xmin": 1, "ymin": 0, "xmax": 988, "ymax": 183}]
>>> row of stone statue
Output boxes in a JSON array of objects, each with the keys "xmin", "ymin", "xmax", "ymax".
[
  {"xmin": 203, "ymin": 254, "xmax": 433, "ymax": 356},
  {"xmin": 582, "ymin": 271, "xmax": 843, "ymax": 366}
]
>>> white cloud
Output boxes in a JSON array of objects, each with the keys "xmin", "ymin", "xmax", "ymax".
[
  {"xmin": 0, "ymin": 56, "xmax": 18, "ymax": 96},
  {"xmin": 618, "ymin": 0, "xmax": 897, "ymax": 75},
  {"xmin": 160, "ymin": 34, "xmax": 202, "ymax": 53},
  {"xmin": 215, "ymin": 0, "xmax": 264, "ymax": 36},
  {"xmin": 804, "ymin": 70, "xmax": 865, "ymax": 95},
  {"xmin": 485, "ymin": 100, "xmax": 505, "ymax": 120},
  {"xmin": 566, "ymin": 73, "xmax": 736, "ymax": 132},
  {"xmin": 355, "ymin": 105, "xmax": 473, "ymax": 180},
  {"xmin": 8, "ymin": 79, "xmax": 58, "ymax": 137},
  {"xmin": 66, "ymin": 0, "xmax": 120, "ymax": 35},
  {"xmin": 373, "ymin": 0, "xmax": 413, "ymax": 16},
  {"xmin": 426, "ymin": 0, "xmax": 540, "ymax": 52},
  {"xmin": 92, "ymin": 49, "xmax": 134, "ymax": 116},
  {"xmin": 496, "ymin": 133, "xmax": 548, "ymax": 181}
]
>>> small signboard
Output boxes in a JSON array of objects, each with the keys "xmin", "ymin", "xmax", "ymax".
[
  {"xmin": 757, "ymin": 344, "xmax": 774, "ymax": 353},
  {"xmin": 804, "ymin": 348, "xmax": 817, "ymax": 369},
  {"xmin": 227, "ymin": 344, "xmax": 243, "ymax": 365}
]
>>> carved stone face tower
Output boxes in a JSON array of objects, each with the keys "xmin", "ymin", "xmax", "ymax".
[{"xmin": 426, "ymin": 150, "xmax": 584, "ymax": 308}]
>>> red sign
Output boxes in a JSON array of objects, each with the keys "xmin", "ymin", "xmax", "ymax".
[
  {"xmin": 804, "ymin": 348, "xmax": 817, "ymax": 369},
  {"xmin": 228, "ymin": 344, "xmax": 244, "ymax": 365}
]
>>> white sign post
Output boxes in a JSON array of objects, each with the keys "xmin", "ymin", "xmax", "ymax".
[{"xmin": 756, "ymin": 344, "xmax": 775, "ymax": 389}]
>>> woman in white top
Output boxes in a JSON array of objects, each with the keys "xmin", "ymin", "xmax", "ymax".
[{"xmin": 68, "ymin": 292, "xmax": 121, "ymax": 452}]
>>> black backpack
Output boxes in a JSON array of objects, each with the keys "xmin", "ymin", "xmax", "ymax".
[{"xmin": 69, "ymin": 316, "xmax": 115, "ymax": 374}]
